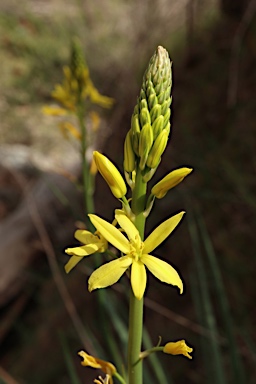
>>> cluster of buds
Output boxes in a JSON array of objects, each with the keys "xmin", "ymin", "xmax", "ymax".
[{"xmin": 124, "ymin": 46, "xmax": 172, "ymax": 182}]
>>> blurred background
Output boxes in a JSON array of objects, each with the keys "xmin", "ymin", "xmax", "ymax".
[{"xmin": 0, "ymin": 0, "xmax": 255, "ymax": 383}]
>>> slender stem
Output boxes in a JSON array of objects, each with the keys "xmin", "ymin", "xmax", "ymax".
[
  {"xmin": 77, "ymin": 102, "xmax": 94, "ymax": 231},
  {"xmin": 114, "ymin": 371, "xmax": 127, "ymax": 384},
  {"xmin": 128, "ymin": 169, "xmax": 147, "ymax": 384}
]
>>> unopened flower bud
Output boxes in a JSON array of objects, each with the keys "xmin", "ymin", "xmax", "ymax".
[
  {"xmin": 150, "ymin": 104, "xmax": 162, "ymax": 124},
  {"xmin": 146, "ymin": 129, "xmax": 169, "ymax": 169},
  {"xmin": 138, "ymin": 123, "xmax": 153, "ymax": 170},
  {"xmin": 124, "ymin": 129, "xmax": 136, "ymax": 172},
  {"xmin": 129, "ymin": 46, "xmax": 172, "ymax": 171},
  {"xmin": 151, "ymin": 115, "xmax": 164, "ymax": 139},
  {"xmin": 139, "ymin": 107, "xmax": 151, "ymax": 127},
  {"xmin": 93, "ymin": 151, "xmax": 127, "ymax": 198},
  {"xmin": 151, "ymin": 167, "xmax": 193, "ymax": 198}
]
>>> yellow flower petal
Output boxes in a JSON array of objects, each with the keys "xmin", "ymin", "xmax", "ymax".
[
  {"xmin": 163, "ymin": 340, "xmax": 193, "ymax": 359},
  {"xmin": 65, "ymin": 243, "xmax": 102, "ymax": 273},
  {"xmin": 58, "ymin": 121, "xmax": 81, "ymax": 140},
  {"xmin": 88, "ymin": 256, "xmax": 132, "ymax": 291},
  {"xmin": 65, "ymin": 255, "xmax": 83, "ymax": 273},
  {"xmin": 143, "ymin": 212, "xmax": 185, "ymax": 253},
  {"xmin": 65, "ymin": 243, "xmax": 101, "ymax": 257},
  {"xmin": 42, "ymin": 105, "xmax": 68, "ymax": 116},
  {"xmin": 141, "ymin": 254, "xmax": 183, "ymax": 293},
  {"xmin": 115, "ymin": 210, "xmax": 139, "ymax": 242},
  {"xmin": 74, "ymin": 230, "xmax": 99, "ymax": 244},
  {"xmin": 131, "ymin": 260, "xmax": 147, "ymax": 300},
  {"xmin": 89, "ymin": 214, "xmax": 130, "ymax": 254}
]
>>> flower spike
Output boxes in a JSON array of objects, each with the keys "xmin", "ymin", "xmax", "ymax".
[{"xmin": 124, "ymin": 46, "xmax": 172, "ymax": 179}]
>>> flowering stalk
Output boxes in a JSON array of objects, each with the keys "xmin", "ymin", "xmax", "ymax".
[
  {"xmin": 63, "ymin": 45, "xmax": 193, "ymax": 384},
  {"xmin": 128, "ymin": 169, "xmax": 147, "ymax": 384},
  {"xmin": 44, "ymin": 38, "xmax": 114, "ymax": 228}
]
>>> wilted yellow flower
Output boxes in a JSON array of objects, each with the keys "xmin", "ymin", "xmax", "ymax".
[
  {"xmin": 163, "ymin": 340, "xmax": 193, "ymax": 359},
  {"xmin": 88, "ymin": 210, "xmax": 184, "ymax": 300},
  {"xmin": 65, "ymin": 230, "xmax": 107, "ymax": 273},
  {"xmin": 152, "ymin": 167, "xmax": 193, "ymax": 199},
  {"xmin": 78, "ymin": 351, "xmax": 116, "ymax": 384},
  {"xmin": 93, "ymin": 151, "xmax": 127, "ymax": 199},
  {"xmin": 94, "ymin": 375, "xmax": 111, "ymax": 384}
]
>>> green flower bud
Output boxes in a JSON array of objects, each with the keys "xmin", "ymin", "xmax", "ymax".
[
  {"xmin": 163, "ymin": 108, "xmax": 171, "ymax": 129},
  {"xmin": 151, "ymin": 167, "xmax": 193, "ymax": 199},
  {"xmin": 150, "ymin": 104, "xmax": 162, "ymax": 123},
  {"xmin": 139, "ymin": 107, "xmax": 151, "ymax": 127},
  {"xmin": 148, "ymin": 93, "xmax": 158, "ymax": 109},
  {"xmin": 93, "ymin": 151, "xmax": 127, "ymax": 199},
  {"xmin": 146, "ymin": 129, "xmax": 169, "ymax": 169},
  {"xmin": 152, "ymin": 115, "xmax": 164, "ymax": 139},
  {"xmin": 131, "ymin": 114, "xmax": 140, "ymax": 156},
  {"xmin": 140, "ymin": 99, "xmax": 148, "ymax": 110},
  {"xmin": 124, "ymin": 129, "xmax": 136, "ymax": 173},
  {"xmin": 138, "ymin": 123, "xmax": 153, "ymax": 170}
]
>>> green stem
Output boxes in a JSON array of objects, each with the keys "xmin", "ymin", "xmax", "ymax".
[
  {"xmin": 114, "ymin": 371, "xmax": 127, "ymax": 384},
  {"xmin": 128, "ymin": 169, "xmax": 147, "ymax": 384},
  {"xmin": 140, "ymin": 346, "xmax": 163, "ymax": 359},
  {"xmin": 77, "ymin": 102, "xmax": 94, "ymax": 231}
]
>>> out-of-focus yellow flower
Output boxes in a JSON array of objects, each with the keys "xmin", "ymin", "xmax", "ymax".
[
  {"xmin": 152, "ymin": 167, "xmax": 193, "ymax": 199},
  {"xmin": 78, "ymin": 351, "xmax": 116, "ymax": 384},
  {"xmin": 90, "ymin": 111, "xmax": 101, "ymax": 132},
  {"xmin": 58, "ymin": 121, "xmax": 81, "ymax": 140},
  {"xmin": 65, "ymin": 230, "xmax": 107, "ymax": 273},
  {"xmin": 163, "ymin": 340, "xmax": 193, "ymax": 359},
  {"xmin": 88, "ymin": 210, "xmax": 184, "ymax": 300},
  {"xmin": 42, "ymin": 105, "xmax": 67, "ymax": 116},
  {"xmin": 51, "ymin": 64, "xmax": 114, "ymax": 113},
  {"xmin": 87, "ymin": 81, "xmax": 114, "ymax": 109},
  {"xmin": 93, "ymin": 151, "xmax": 127, "ymax": 199}
]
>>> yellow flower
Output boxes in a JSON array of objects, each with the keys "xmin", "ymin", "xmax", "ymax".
[
  {"xmin": 78, "ymin": 351, "xmax": 116, "ymax": 384},
  {"xmin": 65, "ymin": 230, "xmax": 107, "ymax": 273},
  {"xmin": 58, "ymin": 121, "xmax": 81, "ymax": 140},
  {"xmin": 163, "ymin": 340, "xmax": 193, "ymax": 359},
  {"xmin": 88, "ymin": 210, "xmax": 184, "ymax": 300},
  {"xmin": 152, "ymin": 167, "xmax": 193, "ymax": 199},
  {"xmin": 93, "ymin": 151, "xmax": 127, "ymax": 199},
  {"xmin": 87, "ymin": 80, "xmax": 114, "ymax": 109},
  {"xmin": 42, "ymin": 105, "xmax": 68, "ymax": 116}
]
